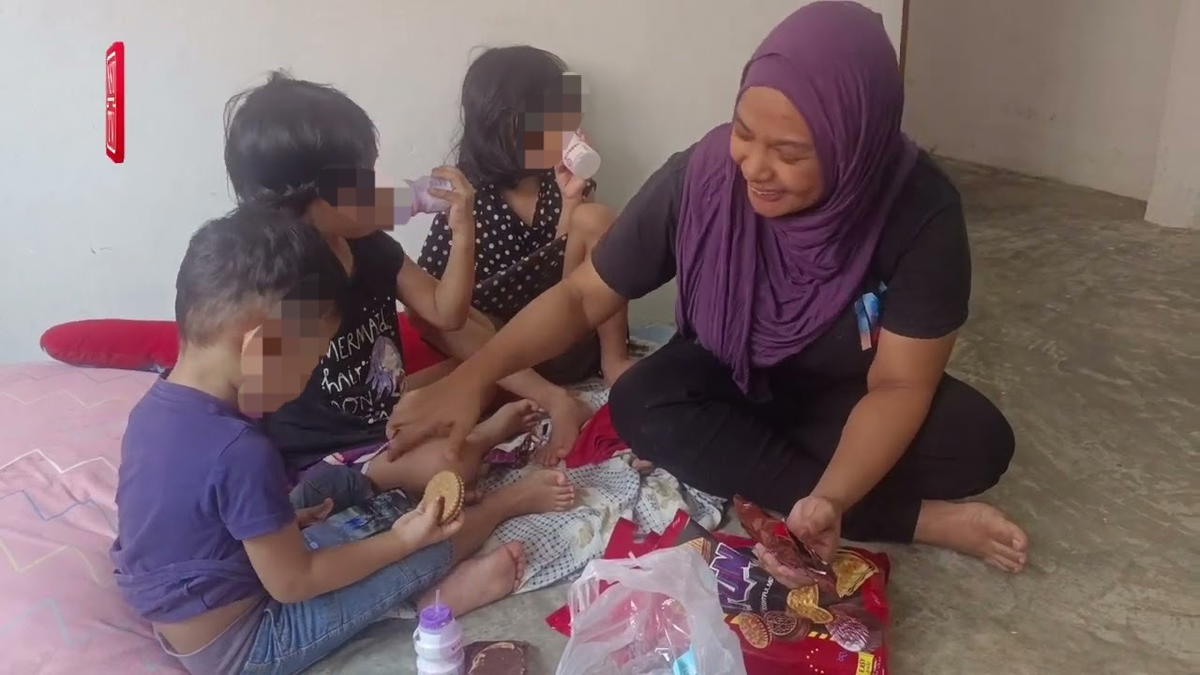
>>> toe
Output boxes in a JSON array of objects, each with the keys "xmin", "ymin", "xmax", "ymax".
[
  {"xmin": 985, "ymin": 553, "xmax": 1016, "ymax": 573},
  {"xmin": 504, "ymin": 541, "xmax": 525, "ymax": 561},
  {"xmin": 991, "ymin": 542, "xmax": 1023, "ymax": 566},
  {"xmin": 1009, "ymin": 527, "xmax": 1029, "ymax": 553}
]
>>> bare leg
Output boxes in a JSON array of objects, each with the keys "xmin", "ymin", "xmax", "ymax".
[
  {"xmin": 914, "ymin": 500, "xmax": 1029, "ymax": 573},
  {"xmin": 366, "ymin": 400, "xmax": 541, "ymax": 493},
  {"xmin": 563, "ymin": 212, "xmax": 634, "ymax": 385},
  {"xmin": 417, "ymin": 542, "xmax": 526, "ymax": 617},
  {"xmin": 413, "ymin": 468, "xmax": 578, "ymax": 616},
  {"xmin": 404, "ymin": 357, "xmax": 460, "ymax": 391},
  {"xmin": 441, "ymin": 468, "xmax": 576, "ymax": 565},
  {"xmin": 412, "ymin": 307, "xmax": 593, "ymax": 461}
]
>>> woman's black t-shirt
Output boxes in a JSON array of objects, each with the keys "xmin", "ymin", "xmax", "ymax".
[
  {"xmin": 263, "ymin": 231, "xmax": 408, "ymax": 470},
  {"xmin": 591, "ymin": 148, "xmax": 970, "ymax": 386}
]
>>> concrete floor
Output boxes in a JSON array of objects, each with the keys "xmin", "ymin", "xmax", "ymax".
[{"xmin": 312, "ymin": 161, "xmax": 1200, "ymax": 674}]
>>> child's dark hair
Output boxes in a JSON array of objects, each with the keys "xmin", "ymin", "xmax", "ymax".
[
  {"xmin": 224, "ymin": 70, "xmax": 378, "ymax": 212},
  {"xmin": 455, "ymin": 46, "xmax": 569, "ymax": 190},
  {"xmin": 175, "ymin": 204, "xmax": 345, "ymax": 346}
]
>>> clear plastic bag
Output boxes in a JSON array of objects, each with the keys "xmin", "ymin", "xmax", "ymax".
[{"xmin": 556, "ymin": 546, "xmax": 746, "ymax": 675}]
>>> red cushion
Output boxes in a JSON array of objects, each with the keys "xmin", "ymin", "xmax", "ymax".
[
  {"xmin": 41, "ymin": 314, "xmax": 448, "ymax": 374},
  {"xmin": 40, "ymin": 319, "xmax": 179, "ymax": 372},
  {"xmin": 396, "ymin": 313, "xmax": 448, "ymax": 374}
]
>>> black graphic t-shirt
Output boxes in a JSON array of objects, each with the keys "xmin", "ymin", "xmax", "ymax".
[{"xmin": 263, "ymin": 231, "xmax": 407, "ymax": 470}]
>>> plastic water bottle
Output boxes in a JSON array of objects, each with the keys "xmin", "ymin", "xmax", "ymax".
[
  {"xmin": 395, "ymin": 175, "xmax": 453, "ymax": 225},
  {"xmin": 413, "ymin": 592, "xmax": 464, "ymax": 675},
  {"xmin": 562, "ymin": 130, "xmax": 601, "ymax": 180}
]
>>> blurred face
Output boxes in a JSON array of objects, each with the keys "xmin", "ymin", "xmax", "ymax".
[
  {"xmin": 730, "ymin": 86, "xmax": 825, "ymax": 218},
  {"xmin": 314, "ymin": 166, "xmax": 396, "ymax": 239},
  {"xmin": 520, "ymin": 73, "xmax": 585, "ymax": 170},
  {"xmin": 238, "ymin": 299, "xmax": 339, "ymax": 416}
]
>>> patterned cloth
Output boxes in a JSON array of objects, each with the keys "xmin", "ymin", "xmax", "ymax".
[
  {"xmin": 469, "ymin": 329, "xmax": 730, "ymax": 592},
  {"xmin": 478, "ymin": 449, "xmax": 725, "ymax": 592}
]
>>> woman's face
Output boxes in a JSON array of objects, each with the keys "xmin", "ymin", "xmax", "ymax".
[{"xmin": 730, "ymin": 86, "xmax": 825, "ymax": 218}]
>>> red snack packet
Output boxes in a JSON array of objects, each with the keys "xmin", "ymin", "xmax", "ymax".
[
  {"xmin": 547, "ymin": 510, "xmax": 891, "ymax": 675},
  {"xmin": 733, "ymin": 496, "xmax": 837, "ymax": 596}
]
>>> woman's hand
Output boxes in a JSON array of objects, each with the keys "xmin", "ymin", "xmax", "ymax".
[
  {"xmin": 754, "ymin": 543, "xmax": 828, "ymax": 590},
  {"xmin": 429, "ymin": 166, "xmax": 477, "ymax": 239},
  {"xmin": 786, "ymin": 495, "xmax": 843, "ymax": 562},
  {"xmin": 385, "ymin": 370, "xmax": 488, "ymax": 461}
]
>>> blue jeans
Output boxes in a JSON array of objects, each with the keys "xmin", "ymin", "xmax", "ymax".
[
  {"xmin": 240, "ymin": 539, "xmax": 450, "ymax": 674},
  {"xmin": 241, "ymin": 484, "xmax": 451, "ymax": 674}
]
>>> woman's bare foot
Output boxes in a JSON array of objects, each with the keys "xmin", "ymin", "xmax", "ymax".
[
  {"xmin": 543, "ymin": 393, "xmax": 593, "ymax": 462},
  {"xmin": 489, "ymin": 468, "xmax": 576, "ymax": 516},
  {"xmin": 631, "ymin": 457, "xmax": 655, "ymax": 475},
  {"xmin": 418, "ymin": 542, "xmax": 527, "ymax": 616},
  {"xmin": 470, "ymin": 399, "xmax": 540, "ymax": 449},
  {"xmin": 602, "ymin": 354, "xmax": 638, "ymax": 386},
  {"xmin": 914, "ymin": 500, "xmax": 1029, "ymax": 572}
]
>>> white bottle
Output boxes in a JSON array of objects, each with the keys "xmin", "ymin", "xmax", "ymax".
[
  {"xmin": 562, "ymin": 131, "xmax": 601, "ymax": 180},
  {"xmin": 413, "ymin": 598, "xmax": 465, "ymax": 675}
]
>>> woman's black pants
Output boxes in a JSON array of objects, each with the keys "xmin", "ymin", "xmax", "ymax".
[{"xmin": 609, "ymin": 339, "xmax": 1015, "ymax": 542}]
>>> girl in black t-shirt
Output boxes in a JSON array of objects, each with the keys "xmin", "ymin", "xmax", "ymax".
[{"xmin": 388, "ymin": 5, "xmax": 1030, "ymax": 576}]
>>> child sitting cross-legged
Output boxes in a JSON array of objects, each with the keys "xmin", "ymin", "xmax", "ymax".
[{"xmin": 111, "ymin": 205, "xmax": 568, "ymax": 675}]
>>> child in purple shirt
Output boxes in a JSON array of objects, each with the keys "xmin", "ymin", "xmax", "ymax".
[{"xmin": 111, "ymin": 206, "xmax": 562, "ymax": 674}]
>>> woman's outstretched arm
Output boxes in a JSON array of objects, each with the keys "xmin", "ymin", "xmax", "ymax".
[{"xmin": 385, "ymin": 258, "xmax": 625, "ymax": 459}]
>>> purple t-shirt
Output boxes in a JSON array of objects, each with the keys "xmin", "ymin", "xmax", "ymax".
[{"xmin": 111, "ymin": 378, "xmax": 295, "ymax": 623}]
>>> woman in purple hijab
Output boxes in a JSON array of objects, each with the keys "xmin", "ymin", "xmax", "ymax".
[{"xmin": 388, "ymin": 2, "xmax": 1029, "ymax": 574}]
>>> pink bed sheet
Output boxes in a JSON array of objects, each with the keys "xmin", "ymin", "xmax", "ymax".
[{"xmin": 0, "ymin": 363, "xmax": 184, "ymax": 674}]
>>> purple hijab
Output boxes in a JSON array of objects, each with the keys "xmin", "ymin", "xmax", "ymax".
[{"xmin": 675, "ymin": 1, "xmax": 919, "ymax": 394}]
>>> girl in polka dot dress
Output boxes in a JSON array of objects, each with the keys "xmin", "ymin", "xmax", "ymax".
[{"xmin": 419, "ymin": 45, "xmax": 635, "ymax": 389}]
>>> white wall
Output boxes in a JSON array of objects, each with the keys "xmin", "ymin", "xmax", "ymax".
[
  {"xmin": 0, "ymin": 0, "xmax": 902, "ymax": 363},
  {"xmin": 903, "ymin": 0, "xmax": 1181, "ymax": 200},
  {"xmin": 1146, "ymin": 0, "xmax": 1200, "ymax": 229}
]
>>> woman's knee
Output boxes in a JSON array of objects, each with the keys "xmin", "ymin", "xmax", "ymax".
[
  {"xmin": 949, "ymin": 381, "xmax": 1015, "ymax": 493},
  {"xmin": 972, "ymin": 401, "xmax": 1015, "ymax": 491},
  {"xmin": 609, "ymin": 341, "xmax": 732, "ymax": 454},
  {"xmin": 608, "ymin": 357, "xmax": 660, "ymax": 444}
]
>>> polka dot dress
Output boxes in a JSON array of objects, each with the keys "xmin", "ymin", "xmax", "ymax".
[{"xmin": 418, "ymin": 172, "xmax": 566, "ymax": 321}]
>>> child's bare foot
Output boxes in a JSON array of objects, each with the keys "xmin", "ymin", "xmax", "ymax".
[
  {"xmin": 631, "ymin": 457, "xmax": 655, "ymax": 475},
  {"xmin": 419, "ymin": 542, "xmax": 527, "ymax": 616},
  {"xmin": 471, "ymin": 399, "xmax": 540, "ymax": 449},
  {"xmin": 543, "ymin": 394, "xmax": 592, "ymax": 462},
  {"xmin": 914, "ymin": 500, "xmax": 1029, "ymax": 572},
  {"xmin": 490, "ymin": 469, "xmax": 576, "ymax": 517}
]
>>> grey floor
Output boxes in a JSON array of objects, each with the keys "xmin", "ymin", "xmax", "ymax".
[{"xmin": 312, "ymin": 161, "xmax": 1200, "ymax": 674}]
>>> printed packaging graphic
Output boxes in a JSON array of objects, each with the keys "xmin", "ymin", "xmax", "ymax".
[{"xmin": 546, "ymin": 508, "xmax": 892, "ymax": 675}]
